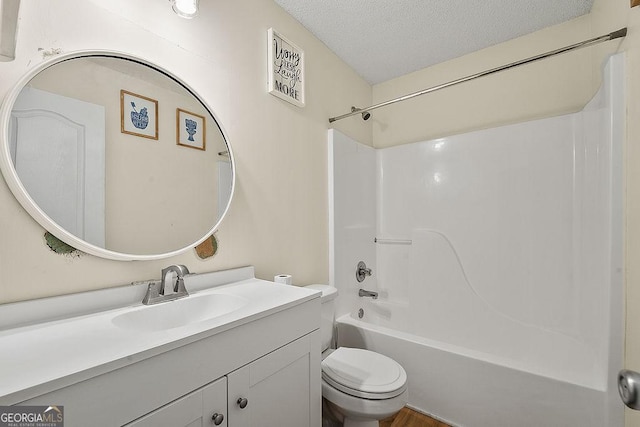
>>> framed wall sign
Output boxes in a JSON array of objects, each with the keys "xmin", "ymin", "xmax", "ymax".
[
  {"xmin": 268, "ymin": 28, "xmax": 305, "ymax": 107},
  {"xmin": 120, "ymin": 90, "xmax": 158, "ymax": 139},
  {"xmin": 176, "ymin": 108, "xmax": 206, "ymax": 150}
]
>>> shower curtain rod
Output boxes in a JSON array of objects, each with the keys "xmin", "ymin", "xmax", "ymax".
[{"xmin": 328, "ymin": 28, "xmax": 627, "ymax": 123}]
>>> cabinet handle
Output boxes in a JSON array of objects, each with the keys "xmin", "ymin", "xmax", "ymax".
[
  {"xmin": 211, "ymin": 413, "xmax": 224, "ymax": 425},
  {"xmin": 237, "ymin": 397, "xmax": 249, "ymax": 409}
]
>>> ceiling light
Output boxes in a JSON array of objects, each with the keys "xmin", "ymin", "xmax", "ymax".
[{"xmin": 171, "ymin": 0, "xmax": 199, "ymax": 19}]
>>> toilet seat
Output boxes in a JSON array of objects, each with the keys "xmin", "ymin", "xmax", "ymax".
[{"xmin": 321, "ymin": 347, "xmax": 407, "ymax": 400}]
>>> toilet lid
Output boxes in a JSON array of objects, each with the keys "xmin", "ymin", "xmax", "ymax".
[{"xmin": 321, "ymin": 347, "xmax": 407, "ymax": 399}]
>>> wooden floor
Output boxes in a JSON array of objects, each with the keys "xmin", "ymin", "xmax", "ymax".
[{"xmin": 380, "ymin": 407, "xmax": 451, "ymax": 427}]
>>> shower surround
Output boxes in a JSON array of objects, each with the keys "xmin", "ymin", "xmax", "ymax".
[{"xmin": 328, "ymin": 53, "xmax": 624, "ymax": 426}]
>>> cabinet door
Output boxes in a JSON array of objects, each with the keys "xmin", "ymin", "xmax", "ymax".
[
  {"xmin": 227, "ymin": 332, "xmax": 320, "ymax": 427},
  {"xmin": 125, "ymin": 377, "xmax": 227, "ymax": 427}
]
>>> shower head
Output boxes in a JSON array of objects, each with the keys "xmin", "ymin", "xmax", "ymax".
[{"xmin": 352, "ymin": 106, "xmax": 371, "ymax": 121}]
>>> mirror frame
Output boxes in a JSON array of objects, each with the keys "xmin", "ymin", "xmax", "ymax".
[{"xmin": 0, "ymin": 50, "xmax": 235, "ymax": 261}]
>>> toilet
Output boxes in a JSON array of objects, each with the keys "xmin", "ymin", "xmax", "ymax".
[{"xmin": 305, "ymin": 285, "xmax": 408, "ymax": 427}]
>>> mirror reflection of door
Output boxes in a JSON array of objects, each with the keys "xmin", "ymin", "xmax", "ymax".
[{"xmin": 10, "ymin": 87, "xmax": 106, "ymax": 247}]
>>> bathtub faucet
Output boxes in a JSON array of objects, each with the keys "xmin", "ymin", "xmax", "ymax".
[{"xmin": 358, "ymin": 289, "xmax": 378, "ymax": 299}]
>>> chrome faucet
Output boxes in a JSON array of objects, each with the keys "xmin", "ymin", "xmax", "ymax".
[
  {"xmin": 142, "ymin": 265, "xmax": 190, "ymax": 305},
  {"xmin": 161, "ymin": 265, "xmax": 190, "ymax": 294},
  {"xmin": 358, "ymin": 289, "xmax": 378, "ymax": 299}
]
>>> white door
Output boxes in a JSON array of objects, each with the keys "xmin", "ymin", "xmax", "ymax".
[{"xmin": 10, "ymin": 86, "xmax": 105, "ymax": 247}]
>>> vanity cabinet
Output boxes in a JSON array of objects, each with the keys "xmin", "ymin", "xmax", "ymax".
[
  {"xmin": 227, "ymin": 332, "xmax": 314, "ymax": 427},
  {"xmin": 125, "ymin": 334, "xmax": 316, "ymax": 427},
  {"xmin": 125, "ymin": 377, "xmax": 227, "ymax": 427},
  {"xmin": 16, "ymin": 294, "xmax": 321, "ymax": 427}
]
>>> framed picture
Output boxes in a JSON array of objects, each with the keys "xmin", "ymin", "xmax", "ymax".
[
  {"xmin": 120, "ymin": 90, "xmax": 158, "ymax": 139},
  {"xmin": 633, "ymin": 0, "xmax": 640, "ymax": 7},
  {"xmin": 176, "ymin": 108, "xmax": 206, "ymax": 150},
  {"xmin": 267, "ymin": 28, "xmax": 305, "ymax": 107}
]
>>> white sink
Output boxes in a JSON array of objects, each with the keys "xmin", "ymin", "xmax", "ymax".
[
  {"xmin": 112, "ymin": 293, "xmax": 248, "ymax": 332},
  {"xmin": 0, "ymin": 267, "xmax": 321, "ymax": 404}
]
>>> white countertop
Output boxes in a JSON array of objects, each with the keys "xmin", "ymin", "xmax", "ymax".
[{"xmin": 0, "ymin": 267, "xmax": 320, "ymax": 404}]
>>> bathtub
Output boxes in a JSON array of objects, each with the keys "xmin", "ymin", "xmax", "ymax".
[
  {"xmin": 329, "ymin": 53, "xmax": 625, "ymax": 427},
  {"xmin": 336, "ymin": 305, "xmax": 619, "ymax": 427}
]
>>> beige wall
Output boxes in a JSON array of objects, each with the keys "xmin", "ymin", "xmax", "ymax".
[
  {"xmin": 370, "ymin": 1, "xmax": 633, "ymax": 149},
  {"xmin": 373, "ymin": 18, "xmax": 587, "ymax": 147},
  {"xmin": 0, "ymin": 0, "xmax": 371, "ymax": 302}
]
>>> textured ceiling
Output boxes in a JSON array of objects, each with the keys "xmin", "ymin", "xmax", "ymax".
[{"xmin": 273, "ymin": 0, "xmax": 595, "ymax": 84}]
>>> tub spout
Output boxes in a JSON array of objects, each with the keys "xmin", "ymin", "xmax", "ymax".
[{"xmin": 358, "ymin": 289, "xmax": 378, "ymax": 299}]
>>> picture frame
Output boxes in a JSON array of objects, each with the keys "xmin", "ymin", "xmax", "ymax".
[
  {"xmin": 267, "ymin": 28, "xmax": 305, "ymax": 107},
  {"xmin": 633, "ymin": 0, "xmax": 640, "ymax": 7},
  {"xmin": 176, "ymin": 108, "xmax": 206, "ymax": 150},
  {"xmin": 120, "ymin": 90, "xmax": 158, "ymax": 139}
]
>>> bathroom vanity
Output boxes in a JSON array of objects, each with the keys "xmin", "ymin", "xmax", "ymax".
[
  {"xmin": 0, "ymin": 48, "xmax": 321, "ymax": 427},
  {"xmin": 0, "ymin": 267, "xmax": 321, "ymax": 427}
]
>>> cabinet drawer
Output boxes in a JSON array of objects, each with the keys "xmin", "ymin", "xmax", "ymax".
[{"xmin": 125, "ymin": 376, "xmax": 227, "ymax": 427}]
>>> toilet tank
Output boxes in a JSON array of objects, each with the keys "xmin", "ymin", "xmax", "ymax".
[{"xmin": 305, "ymin": 284, "xmax": 338, "ymax": 352}]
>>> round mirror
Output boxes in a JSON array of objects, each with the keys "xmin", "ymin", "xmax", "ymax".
[{"xmin": 0, "ymin": 51, "xmax": 234, "ymax": 260}]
